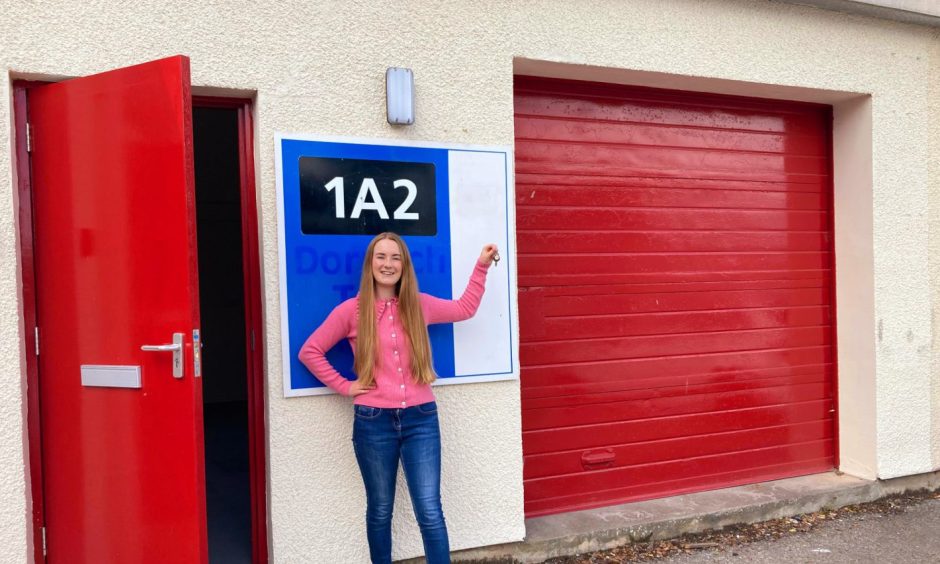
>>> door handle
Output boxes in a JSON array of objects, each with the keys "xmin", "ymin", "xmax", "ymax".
[
  {"xmin": 140, "ymin": 332, "xmax": 184, "ymax": 378},
  {"xmin": 140, "ymin": 344, "xmax": 181, "ymax": 352}
]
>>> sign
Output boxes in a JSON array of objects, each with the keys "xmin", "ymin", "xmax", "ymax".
[
  {"xmin": 299, "ymin": 157, "xmax": 437, "ymax": 235},
  {"xmin": 276, "ymin": 135, "xmax": 516, "ymax": 397}
]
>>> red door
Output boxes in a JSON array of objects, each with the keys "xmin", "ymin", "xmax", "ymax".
[
  {"xmin": 515, "ymin": 76, "xmax": 835, "ymax": 516},
  {"xmin": 30, "ymin": 56, "xmax": 208, "ymax": 562}
]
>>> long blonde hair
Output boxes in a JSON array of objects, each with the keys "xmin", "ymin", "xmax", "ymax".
[{"xmin": 354, "ymin": 232, "xmax": 435, "ymax": 387}]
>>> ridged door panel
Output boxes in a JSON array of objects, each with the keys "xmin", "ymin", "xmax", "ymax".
[{"xmin": 515, "ymin": 76, "xmax": 836, "ymax": 517}]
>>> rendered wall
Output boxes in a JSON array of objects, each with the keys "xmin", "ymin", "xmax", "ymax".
[
  {"xmin": 929, "ymin": 30, "xmax": 940, "ymax": 471},
  {"xmin": 0, "ymin": 74, "xmax": 29, "ymax": 561},
  {"xmin": 1, "ymin": 1, "xmax": 938, "ymax": 563}
]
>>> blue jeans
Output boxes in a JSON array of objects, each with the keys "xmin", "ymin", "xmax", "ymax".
[{"xmin": 352, "ymin": 401, "xmax": 450, "ymax": 564}]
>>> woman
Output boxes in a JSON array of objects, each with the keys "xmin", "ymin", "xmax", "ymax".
[{"xmin": 299, "ymin": 232, "xmax": 498, "ymax": 564}]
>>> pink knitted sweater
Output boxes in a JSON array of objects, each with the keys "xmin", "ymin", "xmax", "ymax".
[{"xmin": 298, "ymin": 260, "xmax": 490, "ymax": 407}]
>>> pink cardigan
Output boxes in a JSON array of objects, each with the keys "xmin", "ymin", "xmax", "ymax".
[{"xmin": 298, "ymin": 260, "xmax": 490, "ymax": 407}]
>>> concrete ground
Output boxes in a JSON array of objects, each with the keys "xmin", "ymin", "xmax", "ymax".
[
  {"xmin": 659, "ymin": 496, "xmax": 940, "ymax": 563},
  {"xmin": 425, "ymin": 470, "xmax": 940, "ymax": 564}
]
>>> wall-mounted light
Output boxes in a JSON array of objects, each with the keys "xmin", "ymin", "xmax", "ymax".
[{"xmin": 386, "ymin": 67, "xmax": 415, "ymax": 125}]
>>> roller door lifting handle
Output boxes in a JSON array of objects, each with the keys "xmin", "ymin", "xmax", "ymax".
[{"xmin": 581, "ymin": 449, "xmax": 615, "ymax": 469}]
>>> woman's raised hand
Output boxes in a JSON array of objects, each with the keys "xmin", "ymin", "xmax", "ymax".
[
  {"xmin": 349, "ymin": 380, "xmax": 375, "ymax": 396},
  {"xmin": 479, "ymin": 243, "xmax": 499, "ymax": 265}
]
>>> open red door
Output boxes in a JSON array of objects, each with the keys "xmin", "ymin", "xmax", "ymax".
[{"xmin": 29, "ymin": 56, "xmax": 207, "ymax": 563}]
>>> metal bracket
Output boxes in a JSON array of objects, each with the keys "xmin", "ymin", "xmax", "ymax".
[{"xmin": 192, "ymin": 329, "xmax": 201, "ymax": 378}]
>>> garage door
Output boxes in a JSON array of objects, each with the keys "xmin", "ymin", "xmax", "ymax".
[{"xmin": 515, "ymin": 76, "xmax": 835, "ymax": 517}]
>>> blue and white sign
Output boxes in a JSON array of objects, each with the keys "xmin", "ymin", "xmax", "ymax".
[{"xmin": 276, "ymin": 134, "xmax": 516, "ymax": 397}]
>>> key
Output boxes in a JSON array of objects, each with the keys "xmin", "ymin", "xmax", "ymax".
[{"xmin": 493, "ymin": 252, "xmax": 500, "ymax": 267}]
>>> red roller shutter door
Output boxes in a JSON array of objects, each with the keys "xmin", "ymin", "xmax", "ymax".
[{"xmin": 514, "ymin": 76, "xmax": 836, "ymax": 517}]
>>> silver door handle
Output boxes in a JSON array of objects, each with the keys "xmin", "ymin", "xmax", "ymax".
[
  {"xmin": 140, "ymin": 344, "xmax": 181, "ymax": 352},
  {"xmin": 140, "ymin": 332, "xmax": 184, "ymax": 378}
]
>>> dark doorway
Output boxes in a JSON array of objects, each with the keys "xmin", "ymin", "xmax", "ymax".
[{"xmin": 193, "ymin": 106, "xmax": 253, "ymax": 563}]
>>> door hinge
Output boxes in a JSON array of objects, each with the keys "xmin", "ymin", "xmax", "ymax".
[
  {"xmin": 250, "ymin": 329, "xmax": 256, "ymax": 352},
  {"xmin": 34, "ymin": 327, "xmax": 39, "ymax": 356},
  {"xmin": 26, "ymin": 122, "xmax": 32, "ymax": 153},
  {"xmin": 41, "ymin": 526, "xmax": 47, "ymax": 556}
]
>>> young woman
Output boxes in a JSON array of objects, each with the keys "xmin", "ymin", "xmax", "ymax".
[{"xmin": 299, "ymin": 232, "xmax": 498, "ymax": 564}]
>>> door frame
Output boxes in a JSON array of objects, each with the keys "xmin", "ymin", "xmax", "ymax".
[
  {"xmin": 13, "ymin": 81, "xmax": 44, "ymax": 564},
  {"xmin": 13, "ymin": 82, "xmax": 268, "ymax": 564}
]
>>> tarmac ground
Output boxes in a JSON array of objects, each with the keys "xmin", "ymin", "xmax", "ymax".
[{"xmin": 545, "ymin": 489, "xmax": 940, "ymax": 564}]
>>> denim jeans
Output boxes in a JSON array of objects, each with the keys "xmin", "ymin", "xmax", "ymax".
[{"xmin": 352, "ymin": 401, "xmax": 450, "ymax": 564}]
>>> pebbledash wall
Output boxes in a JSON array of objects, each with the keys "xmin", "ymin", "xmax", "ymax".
[
  {"xmin": 2, "ymin": 0, "xmax": 940, "ymax": 562},
  {"xmin": 928, "ymin": 18, "xmax": 940, "ymax": 477}
]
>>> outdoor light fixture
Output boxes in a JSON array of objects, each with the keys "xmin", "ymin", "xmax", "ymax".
[{"xmin": 386, "ymin": 67, "xmax": 415, "ymax": 125}]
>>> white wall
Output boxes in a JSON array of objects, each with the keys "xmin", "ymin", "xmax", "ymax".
[
  {"xmin": 0, "ymin": 74, "xmax": 29, "ymax": 562},
  {"xmin": 832, "ymin": 97, "xmax": 878, "ymax": 479},
  {"xmin": 929, "ymin": 30, "xmax": 940, "ymax": 472},
  {"xmin": 1, "ymin": 1, "xmax": 939, "ymax": 562}
]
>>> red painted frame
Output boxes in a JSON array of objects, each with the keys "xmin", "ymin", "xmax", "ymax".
[
  {"xmin": 13, "ymin": 81, "xmax": 44, "ymax": 564},
  {"xmin": 824, "ymin": 107, "xmax": 840, "ymax": 470},
  {"xmin": 15, "ymin": 85, "xmax": 268, "ymax": 563}
]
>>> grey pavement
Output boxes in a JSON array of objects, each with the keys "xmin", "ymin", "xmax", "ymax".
[
  {"xmin": 433, "ymin": 471, "xmax": 940, "ymax": 564},
  {"xmin": 662, "ymin": 497, "xmax": 940, "ymax": 564}
]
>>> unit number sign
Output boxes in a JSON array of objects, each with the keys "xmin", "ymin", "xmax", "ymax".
[{"xmin": 298, "ymin": 156, "xmax": 437, "ymax": 236}]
